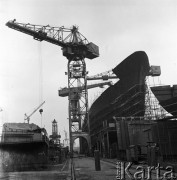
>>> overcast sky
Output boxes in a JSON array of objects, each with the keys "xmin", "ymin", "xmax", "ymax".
[{"xmin": 0, "ymin": 0, "xmax": 177, "ymax": 140}]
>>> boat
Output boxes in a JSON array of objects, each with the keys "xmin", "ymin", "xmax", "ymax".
[
  {"xmin": 89, "ymin": 51, "xmax": 150, "ymax": 158},
  {"xmin": 88, "ymin": 51, "xmax": 177, "ymax": 163},
  {"xmin": 89, "ymin": 51, "xmax": 150, "ymax": 135},
  {"xmin": 0, "ymin": 122, "xmax": 49, "ymax": 171}
]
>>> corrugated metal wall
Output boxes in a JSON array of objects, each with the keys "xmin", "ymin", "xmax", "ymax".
[{"xmin": 151, "ymin": 120, "xmax": 177, "ymax": 157}]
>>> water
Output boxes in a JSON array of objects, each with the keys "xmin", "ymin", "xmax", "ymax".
[
  {"xmin": 0, "ymin": 171, "xmax": 68, "ymax": 180},
  {"xmin": 0, "ymin": 158, "xmax": 69, "ymax": 180}
]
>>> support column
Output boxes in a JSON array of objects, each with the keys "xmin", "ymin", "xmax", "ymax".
[
  {"xmin": 94, "ymin": 150, "xmax": 101, "ymax": 171},
  {"xmin": 106, "ymin": 131, "xmax": 110, "ymax": 158}
]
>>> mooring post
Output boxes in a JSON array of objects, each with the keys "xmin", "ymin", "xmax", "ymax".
[{"xmin": 94, "ymin": 150, "xmax": 101, "ymax": 171}]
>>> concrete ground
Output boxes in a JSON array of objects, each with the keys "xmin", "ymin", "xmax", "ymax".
[
  {"xmin": 1, "ymin": 156, "xmax": 177, "ymax": 179},
  {"xmin": 72, "ymin": 157, "xmax": 117, "ymax": 180},
  {"xmin": 69, "ymin": 156, "xmax": 177, "ymax": 180}
]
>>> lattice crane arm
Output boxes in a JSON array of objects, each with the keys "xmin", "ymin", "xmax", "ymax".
[
  {"xmin": 6, "ymin": 19, "xmax": 99, "ymax": 60},
  {"xmin": 87, "ymin": 69, "xmax": 118, "ymax": 80},
  {"xmin": 59, "ymin": 81, "xmax": 112, "ymax": 97},
  {"xmin": 24, "ymin": 101, "xmax": 45, "ymax": 123}
]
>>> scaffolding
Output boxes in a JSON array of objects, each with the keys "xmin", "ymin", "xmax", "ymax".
[
  {"xmin": 144, "ymin": 77, "xmax": 171, "ymax": 120},
  {"xmin": 112, "ymin": 84, "xmax": 146, "ymax": 117}
]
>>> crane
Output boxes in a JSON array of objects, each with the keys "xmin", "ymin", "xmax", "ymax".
[
  {"xmin": 24, "ymin": 101, "xmax": 45, "ymax": 123},
  {"xmin": 6, "ymin": 19, "xmax": 99, "ymax": 157},
  {"xmin": 59, "ymin": 81, "xmax": 112, "ymax": 97},
  {"xmin": 87, "ymin": 69, "xmax": 118, "ymax": 81}
]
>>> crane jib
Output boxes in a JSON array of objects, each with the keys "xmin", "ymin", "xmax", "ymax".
[
  {"xmin": 6, "ymin": 20, "xmax": 99, "ymax": 60},
  {"xmin": 6, "ymin": 21, "xmax": 66, "ymax": 47}
]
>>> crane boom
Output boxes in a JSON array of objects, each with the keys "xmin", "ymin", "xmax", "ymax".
[
  {"xmin": 87, "ymin": 75, "xmax": 117, "ymax": 80},
  {"xmin": 6, "ymin": 20, "xmax": 66, "ymax": 47},
  {"xmin": 59, "ymin": 81, "xmax": 112, "ymax": 97},
  {"xmin": 6, "ymin": 20, "xmax": 99, "ymax": 60},
  {"xmin": 24, "ymin": 101, "xmax": 45, "ymax": 123},
  {"xmin": 87, "ymin": 69, "xmax": 118, "ymax": 80}
]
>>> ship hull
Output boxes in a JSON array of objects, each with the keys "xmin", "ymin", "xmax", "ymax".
[
  {"xmin": 89, "ymin": 51, "xmax": 150, "ymax": 135},
  {"xmin": 88, "ymin": 51, "xmax": 150, "ymax": 158},
  {"xmin": 0, "ymin": 123, "xmax": 49, "ymax": 171}
]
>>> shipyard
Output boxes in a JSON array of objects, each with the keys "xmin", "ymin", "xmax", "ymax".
[{"xmin": 0, "ymin": 1, "xmax": 177, "ymax": 180}]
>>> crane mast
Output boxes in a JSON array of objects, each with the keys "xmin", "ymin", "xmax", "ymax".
[
  {"xmin": 59, "ymin": 81, "xmax": 112, "ymax": 133},
  {"xmin": 6, "ymin": 20, "xmax": 99, "ymax": 157}
]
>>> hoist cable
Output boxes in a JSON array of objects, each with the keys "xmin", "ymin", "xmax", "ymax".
[{"xmin": 38, "ymin": 43, "xmax": 43, "ymax": 127}]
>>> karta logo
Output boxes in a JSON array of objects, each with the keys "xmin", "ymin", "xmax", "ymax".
[{"xmin": 116, "ymin": 162, "xmax": 177, "ymax": 180}]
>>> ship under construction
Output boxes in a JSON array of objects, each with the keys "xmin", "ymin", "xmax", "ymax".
[{"xmin": 87, "ymin": 51, "xmax": 177, "ymax": 166}]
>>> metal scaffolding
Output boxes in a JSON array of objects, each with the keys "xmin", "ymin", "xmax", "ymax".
[{"xmin": 144, "ymin": 77, "xmax": 169, "ymax": 120}]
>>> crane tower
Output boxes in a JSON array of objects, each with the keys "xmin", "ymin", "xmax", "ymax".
[
  {"xmin": 49, "ymin": 119, "xmax": 61, "ymax": 145},
  {"xmin": 6, "ymin": 20, "xmax": 99, "ymax": 156}
]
